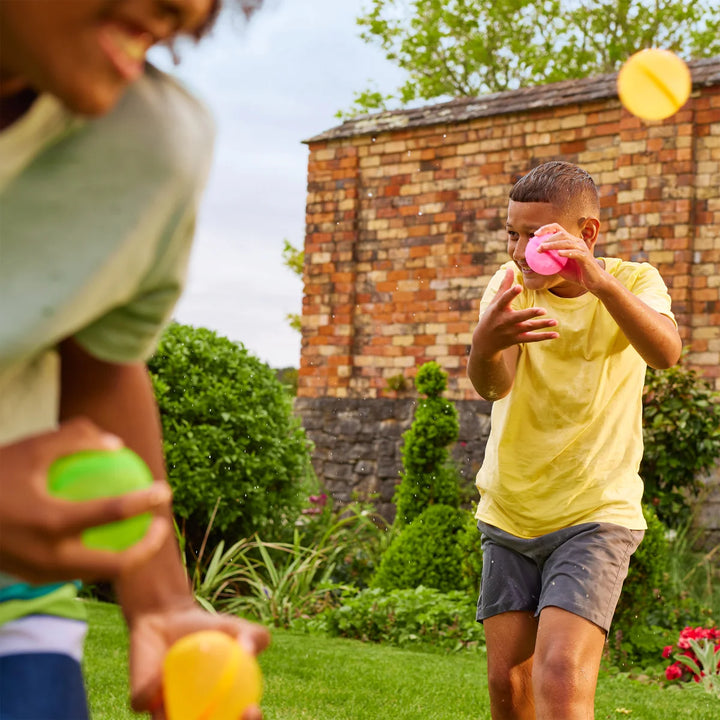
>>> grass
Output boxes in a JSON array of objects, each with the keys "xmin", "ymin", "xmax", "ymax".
[{"xmin": 84, "ymin": 600, "xmax": 719, "ymax": 720}]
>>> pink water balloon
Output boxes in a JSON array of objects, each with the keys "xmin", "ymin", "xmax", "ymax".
[{"xmin": 525, "ymin": 233, "xmax": 568, "ymax": 275}]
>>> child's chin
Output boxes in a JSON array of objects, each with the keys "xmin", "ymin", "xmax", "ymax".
[
  {"xmin": 521, "ymin": 273, "xmax": 557, "ymax": 290},
  {"xmin": 60, "ymin": 82, "xmax": 126, "ymax": 117}
]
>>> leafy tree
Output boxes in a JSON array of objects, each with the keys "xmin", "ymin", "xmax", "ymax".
[
  {"xmin": 282, "ymin": 239, "xmax": 304, "ymax": 333},
  {"xmin": 346, "ymin": 0, "xmax": 720, "ymax": 114},
  {"xmin": 148, "ymin": 322, "xmax": 314, "ymax": 552}
]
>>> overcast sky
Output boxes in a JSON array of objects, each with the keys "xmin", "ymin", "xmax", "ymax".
[{"xmin": 150, "ymin": 1, "xmax": 405, "ymax": 368}]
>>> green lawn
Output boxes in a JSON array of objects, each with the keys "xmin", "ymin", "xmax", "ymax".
[{"xmin": 84, "ymin": 601, "xmax": 718, "ymax": 719}]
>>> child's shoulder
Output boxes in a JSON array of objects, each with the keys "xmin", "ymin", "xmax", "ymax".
[
  {"xmin": 101, "ymin": 65, "xmax": 215, "ymax": 181},
  {"xmin": 135, "ymin": 65, "xmax": 214, "ymax": 135},
  {"xmin": 601, "ymin": 257, "xmax": 666, "ymax": 288}
]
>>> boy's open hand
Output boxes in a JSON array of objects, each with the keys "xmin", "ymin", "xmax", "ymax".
[
  {"xmin": 472, "ymin": 268, "xmax": 559, "ymax": 356},
  {"xmin": 0, "ymin": 418, "xmax": 171, "ymax": 583},
  {"xmin": 129, "ymin": 603, "xmax": 271, "ymax": 720}
]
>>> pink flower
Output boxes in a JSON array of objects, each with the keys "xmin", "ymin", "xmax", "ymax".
[
  {"xmin": 665, "ymin": 664, "xmax": 683, "ymax": 681},
  {"xmin": 662, "ymin": 645, "xmax": 674, "ymax": 659}
]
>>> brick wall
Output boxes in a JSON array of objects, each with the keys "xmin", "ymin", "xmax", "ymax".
[
  {"xmin": 297, "ymin": 59, "xmax": 720, "ymax": 537},
  {"xmin": 299, "ymin": 58, "xmax": 720, "ymax": 400}
]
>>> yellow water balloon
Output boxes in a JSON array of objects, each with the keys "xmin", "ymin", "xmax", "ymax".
[
  {"xmin": 163, "ymin": 631, "xmax": 262, "ymax": 720},
  {"xmin": 617, "ymin": 48, "xmax": 691, "ymax": 121}
]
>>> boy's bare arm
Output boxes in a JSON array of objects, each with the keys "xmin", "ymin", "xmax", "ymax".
[
  {"xmin": 590, "ymin": 274, "xmax": 681, "ymax": 369},
  {"xmin": 58, "ymin": 339, "xmax": 191, "ymax": 606},
  {"xmin": 534, "ymin": 224, "xmax": 682, "ymax": 369},
  {"xmin": 59, "ymin": 339, "xmax": 269, "ymax": 718},
  {"xmin": 467, "ymin": 268, "xmax": 559, "ymax": 400}
]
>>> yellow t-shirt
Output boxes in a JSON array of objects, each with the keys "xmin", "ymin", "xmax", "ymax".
[{"xmin": 474, "ymin": 259, "xmax": 676, "ymax": 538}]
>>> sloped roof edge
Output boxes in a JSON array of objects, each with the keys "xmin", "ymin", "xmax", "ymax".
[{"xmin": 304, "ymin": 56, "xmax": 720, "ymax": 144}]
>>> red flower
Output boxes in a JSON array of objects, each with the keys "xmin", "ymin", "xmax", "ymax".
[{"xmin": 662, "ymin": 625, "xmax": 720, "ymax": 684}]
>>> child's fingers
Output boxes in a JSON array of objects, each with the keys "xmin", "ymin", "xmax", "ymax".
[
  {"xmin": 40, "ymin": 417, "xmax": 125, "ymax": 460},
  {"xmin": 534, "ymin": 223, "xmax": 565, "ymax": 238},
  {"xmin": 54, "ymin": 515, "xmax": 171, "ymax": 580},
  {"xmin": 518, "ymin": 330, "xmax": 560, "ymax": 343},
  {"xmin": 494, "ymin": 268, "xmax": 522, "ymax": 308},
  {"xmin": 50, "ymin": 480, "xmax": 172, "ymax": 535},
  {"xmin": 0, "ymin": 515, "xmax": 170, "ymax": 583},
  {"xmin": 241, "ymin": 706, "xmax": 263, "ymax": 720}
]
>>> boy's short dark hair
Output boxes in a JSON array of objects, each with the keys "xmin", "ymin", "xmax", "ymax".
[{"xmin": 510, "ymin": 161, "xmax": 600, "ymax": 217}]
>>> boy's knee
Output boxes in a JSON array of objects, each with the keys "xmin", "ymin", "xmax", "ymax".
[
  {"xmin": 488, "ymin": 662, "xmax": 533, "ymax": 705},
  {"xmin": 533, "ymin": 649, "xmax": 597, "ymax": 709}
]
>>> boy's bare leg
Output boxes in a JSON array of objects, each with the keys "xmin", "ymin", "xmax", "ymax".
[
  {"xmin": 484, "ymin": 611, "xmax": 538, "ymax": 720},
  {"xmin": 533, "ymin": 607, "xmax": 606, "ymax": 720}
]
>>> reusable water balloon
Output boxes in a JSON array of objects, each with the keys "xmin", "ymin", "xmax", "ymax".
[
  {"xmin": 525, "ymin": 233, "xmax": 568, "ymax": 275},
  {"xmin": 47, "ymin": 448, "xmax": 153, "ymax": 551},
  {"xmin": 617, "ymin": 48, "xmax": 691, "ymax": 121},
  {"xmin": 163, "ymin": 631, "xmax": 263, "ymax": 720}
]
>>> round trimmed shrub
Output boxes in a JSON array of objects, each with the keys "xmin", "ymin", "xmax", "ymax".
[
  {"xmin": 642, "ymin": 362, "xmax": 720, "ymax": 528},
  {"xmin": 148, "ymin": 322, "xmax": 313, "ymax": 551},
  {"xmin": 372, "ymin": 505, "xmax": 471, "ymax": 593}
]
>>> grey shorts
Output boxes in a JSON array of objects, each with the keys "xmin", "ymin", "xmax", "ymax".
[{"xmin": 476, "ymin": 521, "xmax": 644, "ymax": 633}]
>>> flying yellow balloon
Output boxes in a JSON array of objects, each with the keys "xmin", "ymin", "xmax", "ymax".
[
  {"xmin": 617, "ymin": 48, "xmax": 692, "ymax": 121},
  {"xmin": 163, "ymin": 631, "xmax": 263, "ymax": 720}
]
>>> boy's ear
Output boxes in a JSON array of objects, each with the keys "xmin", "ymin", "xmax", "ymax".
[{"xmin": 580, "ymin": 217, "xmax": 600, "ymax": 246}]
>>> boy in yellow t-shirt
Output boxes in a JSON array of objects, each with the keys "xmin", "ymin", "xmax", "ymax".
[{"xmin": 467, "ymin": 161, "xmax": 681, "ymax": 719}]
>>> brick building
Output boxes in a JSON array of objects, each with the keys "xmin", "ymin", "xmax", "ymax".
[{"xmin": 295, "ymin": 58, "xmax": 720, "ymax": 536}]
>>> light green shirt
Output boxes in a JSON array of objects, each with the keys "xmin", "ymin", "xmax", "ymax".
[{"xmin": 0, "ymin": 65, "xmax": 214, "ymax": 614}]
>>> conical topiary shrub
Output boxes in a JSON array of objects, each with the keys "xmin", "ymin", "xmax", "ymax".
[{"xmin": 393, "ymin": 361, "xmax": 460, "ymax": 527}]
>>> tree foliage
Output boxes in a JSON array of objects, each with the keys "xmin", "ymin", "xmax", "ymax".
[
  {"xmin": 148, "ymin": 322, "xmax": 314, "ymax": 551},
  {"xmin": 347, "ymin": 0, "xmax": 720, "ymax": 114},
  {"xmin": 282, "ymin": 239, "xmax": 304, "ymax": 333}
]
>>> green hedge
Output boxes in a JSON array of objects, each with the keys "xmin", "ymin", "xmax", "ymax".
[{"xmin": 148, "ymin": 322, "xmax": 314, "ymax": 551}]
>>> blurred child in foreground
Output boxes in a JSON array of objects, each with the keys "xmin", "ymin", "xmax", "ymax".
[{"xmin": 0, "ymin": 1, "xmax": 268, "ymax": 718}]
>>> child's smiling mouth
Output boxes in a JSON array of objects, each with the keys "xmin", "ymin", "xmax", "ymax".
[{"xmin": 97, "ymin": 22, "xmax": 154, "ymax": 82}]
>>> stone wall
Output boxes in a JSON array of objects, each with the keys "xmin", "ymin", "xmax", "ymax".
[
  {"xmin": 296, "ymin": 58, "xmax": 720, "ymax": 536},
  {"xmin": 295, "ymin": 396, "xmax": 491, "ymax": 522}
]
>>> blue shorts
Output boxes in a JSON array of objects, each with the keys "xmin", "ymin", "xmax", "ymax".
[
  {"xmin": 0, "ymin": 616, "xmax": 89, "ymax": 720},
  {"xmin": 476, "ymin": 521, "xmax": 644, "ymax": 632},
  {"xmin": 0, "ymin": 653, "xmax": 89, "ymax": 720}
]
